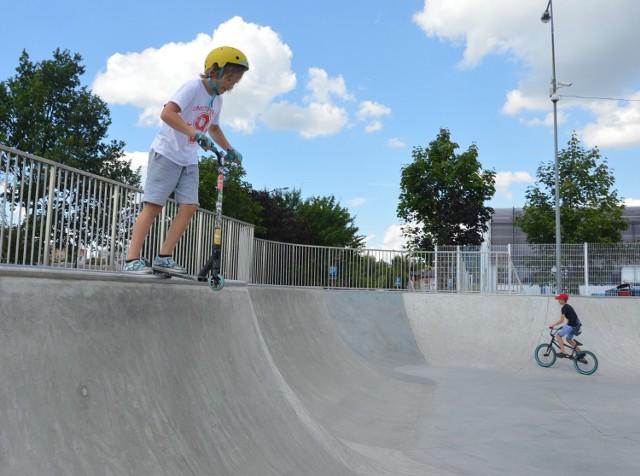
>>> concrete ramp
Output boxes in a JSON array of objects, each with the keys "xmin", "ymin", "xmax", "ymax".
[
  {"xmin": 1, "ymin": 267, "xmax": 640, "ymax": 475},
  {"xmin": 403, "ymin": 292, "xmax": 640, "ymax": 377},
  {"xmin": 0, "ymin": 270, "xmax": 371, "ymax": 475}
]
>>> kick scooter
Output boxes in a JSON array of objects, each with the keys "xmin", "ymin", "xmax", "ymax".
[{"xmin": 153, "ymin": 148, "xmax": 227, "ymax": 291}]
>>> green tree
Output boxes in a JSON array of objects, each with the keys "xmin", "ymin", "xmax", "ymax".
[
  {"xmin": 198, "ymin": 154, "xmax": 261, "ymax": 225},
  {"xmin": 516, "ymin": 132, "xmax": 627, "ymax": 244},
  {"xmin": 397, "ymin": 128, "xmax": 496, "ymax": 250},
  {"xmin": 199, "ymin": 151, "xmax": 363, "ymax": 248},
  {"xmin": 296, "ymin": 194, "xmax": 364, "ymax": 248},
  {"xmin": 1, "ymin": 49, "xmax": 142, "ymax": 265},
  {"xmin": 250, "ymin": 188, "xmax": 296, "ymax": 240},
  {"xmin": 249, "ymin": 188, "xmax": 364, "ymax": 248},
  {"xmin": 0, "ymin": 48, "xmax": 139, "ymax": 185}
]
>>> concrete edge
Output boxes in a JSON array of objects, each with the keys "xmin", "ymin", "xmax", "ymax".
[{"xmin": 0, "ymin": 264, "xmax": 248, "ymax": 287}]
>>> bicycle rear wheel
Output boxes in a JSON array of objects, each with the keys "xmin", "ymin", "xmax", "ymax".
[
  {"xmin": 574, "ymin": 350, "xmax": 598, "ymax": 375},
  {"xmin": 534, "ymin": 344, "xmax": 556, "ymax": 367}
]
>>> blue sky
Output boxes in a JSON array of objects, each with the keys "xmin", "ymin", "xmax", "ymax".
[{"xmin": 2, "ymin": 0, "xmax": 639, "ymax": 249}]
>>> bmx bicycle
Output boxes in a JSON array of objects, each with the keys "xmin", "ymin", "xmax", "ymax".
[{"xmin": 534, "ymin": 327, "xmax": 599, "ymax": 375}]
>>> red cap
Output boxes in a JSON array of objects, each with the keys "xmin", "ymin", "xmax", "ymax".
[{"xmin": 555, "ymin": 292, "xmax": 569, "ymax": 301}]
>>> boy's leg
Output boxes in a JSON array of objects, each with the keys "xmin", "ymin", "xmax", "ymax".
[
  {"xmin": 127, "ymin": 203, "xmax": 163, "ymax": 260},
  {"xmin": 557, "ymin": 326, "xmax": 573, "ymax": 355},
  {"xmin": 557, "ymin": 336, "xmax": 566, "ymax": 354},
  {"xmin": 159, "ymin": 204, "xmax": 198, "ymax": 256},
  {"xmin": 566, "ymin": 338, "xmax": 581, "ymax": 352}
]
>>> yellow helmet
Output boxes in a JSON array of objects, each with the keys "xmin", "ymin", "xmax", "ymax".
[{"xmin": 204, "ymin": 46, "xmax": 249, "ymax": 71}]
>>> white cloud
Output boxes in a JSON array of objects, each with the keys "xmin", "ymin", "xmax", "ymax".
[
  {"xmin": 502, "ymin": 89, "xmax": 545, "ymax": 116},
  {"xmin": 92, "ymin": 16, "xmax": 387, "ymax": 140},
  {"xmin": 348, "ymin": 197, "xmax": 367, "ymax": 207},
  {"xmin": 93, "ymin": 17, "xmax": 296, "ymax": 133},
  {"xmin": 495, "ymin": 171, "xmax": 535, "ymax": 200},
  {"xmin": 1, "ymin": 184, "xmax": 26, "ymax": 225},
  {"xmin": 305, "ymin": 67, "xmax": 354, "ymax": 103},
  {"xmin": 413, "ymin": 0, "xmax": 640, "ymax": 148},
  {"xmin": 381, "ymin": 225, "xmax": 408, "ymax": 251},
  {"xmin": 356, "ymin": 101, "xmax": 391, "ymax": 120},
  {"xmin": 364, "ymin": 121, "xmax": 382, "ymax": 133},
  {"xmin": 387, "ymin": 138, "xmax": 406, "ymax": 148},
  {"xmin": 624, "ymin": 198, "xmax": 640, "ymax": 206},
  {"xmin": 366, "ymin": 224, "xmax": 408, "ymax": 251},
  {"xmin": 122, "ymin": 151, "xmax": 149, "ymax": 188},
  {"xmin": 263, "ymin": 70, "xmax": 393, "ymax": 137},
  {"xmin": 357, "ymin": 100, "xmax": 391, "ymax": 133},
  {"xmin": 262, "ymin": 67, "xmax": 355, "ymax": 138},
  {"xmin": 580, "ymin": 94, "xmax": 640, "ymax": 148},
  {"xmin": 262, "ymin": 100, "xmax": 348, "ymax": 138}
]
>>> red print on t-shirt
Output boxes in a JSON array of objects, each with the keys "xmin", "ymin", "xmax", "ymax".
[{"xmin": 189, "ymin": 112, "xmax": 212, "ymax": 142}]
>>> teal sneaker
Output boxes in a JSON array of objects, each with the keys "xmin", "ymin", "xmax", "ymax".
[
  {"xmin": 123, "ymin": 258, "xmax": 152, "ymax": 274},
  {"xmin": 153, "ymin": 255, "xmax": 187, "ymax": 274}
]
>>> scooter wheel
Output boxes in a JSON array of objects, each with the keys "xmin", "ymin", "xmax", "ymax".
[{"xmin": 208, "ymin": 274, "xmax": 225, "ymax": 291}]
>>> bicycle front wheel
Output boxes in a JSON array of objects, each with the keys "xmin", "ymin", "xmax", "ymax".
[
  {"xmin": 574, "ymin": 350, "xmax": 598, "ymax": 375},
  {"xmin": 535, "ymin": 344, "xmax": 556, "ymax": 367}
]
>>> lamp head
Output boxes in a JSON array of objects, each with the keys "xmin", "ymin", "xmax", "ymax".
[{"xmin": 541, "ymin": 10, "xmax": 551, "ymax": 23}]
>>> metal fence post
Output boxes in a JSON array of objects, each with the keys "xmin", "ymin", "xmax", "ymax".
[
  {"xmin": 456, "ymin": 246, "xmax": 461, "ymax": 292},
  {"xmin": 109, "ymin": 186, "xmax": 119, "ymax": 267},
  {"xmin": 42, "ymin": 167, "xmax": 56, "ymax": 266},
  {"xmin": 508, "ymin": 244, "xmax": 513, "ymax": 293},
  {"xmin": 584, "ymin": 242, "xmax": 589, "ymax": 296},
  {"xmin": 434, "ymin": 245, "xmax": 438, "ymax": 292}
]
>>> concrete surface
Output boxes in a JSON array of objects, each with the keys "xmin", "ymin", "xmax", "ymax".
[{"xmin": 1, "ymin": 266, "xmax": 639, "ymax": 475}]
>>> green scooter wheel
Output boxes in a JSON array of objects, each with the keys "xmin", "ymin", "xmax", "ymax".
[{"xmin": 208, "ymin": 274, "xmax": 225, "ymax": 291}]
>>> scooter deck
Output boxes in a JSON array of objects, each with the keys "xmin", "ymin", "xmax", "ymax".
[
  {"xmin": 152, "ymin": 266, "xmax": 206, "ymax": 281},
  {"xmin": 152, "ymin": 266, "xmax": 224, "ymax": 290}
]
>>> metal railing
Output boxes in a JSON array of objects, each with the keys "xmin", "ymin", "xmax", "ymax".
[
  {"xmin": 506, "ymin": 242, "xmax": 640, "ymax": 296},
  {"xmin": 1, "ymin": 145, "xmax": 254, "ymax": 280},
  {"xmin": 251, "ymin": 240, "xmax": 523, "ymax": 293},
  {"xmin": 3, "ymin": 145, "xmax": 640, "ymax": 294}
]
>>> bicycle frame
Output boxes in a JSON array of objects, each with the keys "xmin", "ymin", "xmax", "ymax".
[{"xmin": 545, "ymin": 327, "xmax": 582, "ymax": 359}]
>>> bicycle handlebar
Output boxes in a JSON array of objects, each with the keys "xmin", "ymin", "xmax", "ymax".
[{"xmin": 548, "ymin": 326, "xmax": 563, "ymax": 336}]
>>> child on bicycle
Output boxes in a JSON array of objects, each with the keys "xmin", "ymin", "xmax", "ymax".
[
  {"xmin": 549, "ymin": 292, "xmax": 584, "ymax": 359},
  {"xmin": 124, "ymin": 46, "xmax": 248, "ymax": 274}
]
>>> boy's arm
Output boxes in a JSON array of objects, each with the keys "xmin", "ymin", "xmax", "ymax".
[
  {"xmin": 208, "ymin": 124, "xmax": 232, "ymax": 150},
  {"xmin": 160, "ymin": 101, "xmax": 198, "ymax": 138},
  {"xmin": 550, "ymin": 314, "xmax": 566, "ymax": 328}
]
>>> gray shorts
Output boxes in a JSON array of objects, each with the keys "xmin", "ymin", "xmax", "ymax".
[{"xmin": 143, "ymin": 150, "xmax": 199, "ymax": 205}]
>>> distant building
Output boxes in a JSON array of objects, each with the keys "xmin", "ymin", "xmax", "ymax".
[{"xmin": 488, "ymin": 206, "xmax": 640, "ymax": 246}]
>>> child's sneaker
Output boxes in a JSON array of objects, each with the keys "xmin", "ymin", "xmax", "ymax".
[
  {"xmin": 153, "ymin": 255, "xmax": 187, "ymax": 274},
  {"xmin": 576, "ymin": 352, "xmax": 588, "ymax": 364},
  {"xmin": 123, "ymin": 258, "xmax": 152, "ymax": 274}
]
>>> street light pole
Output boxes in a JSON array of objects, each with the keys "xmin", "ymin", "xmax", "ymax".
[{"xmin": 541, "ymin": 0, "xmax": 562, "ymax": 293}]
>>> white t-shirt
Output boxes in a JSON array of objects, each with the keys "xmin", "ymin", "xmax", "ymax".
[{"xmin": 150, "ymin": 79, "xmax": 223, "ymax": 166}]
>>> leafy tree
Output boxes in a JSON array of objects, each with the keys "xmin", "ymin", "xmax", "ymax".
[
  {"xmin": 0, "ymin": 49, "xmax": 142, "ymax": 265},
  {"xmin": 198, "ymin": 154, "xmax": 261, "ymax": 225},
  {"xmin": 0, "ymin": 48, "xmax": 139, "ymax": 185},
  {"xmin": 250, "ymin": 188, "xmax": 296, "ymax": 240},
  {"xmin": 516, "ymin": 132, "xmax": 627, "ymax": 244},
  {"xmin": 397, "ymin": 128, "xmax": 496, "ymax": 250},
  {"xmin": 198, "ymin": 156, "xmax": 363, "ymax": 248},
  {"xmin": 250, "ymin": 187, "xmax": 363, "ymax": 248},
  {"xmin": 295, "ymin": 193, "xmax": 364, "ymax": 248}
]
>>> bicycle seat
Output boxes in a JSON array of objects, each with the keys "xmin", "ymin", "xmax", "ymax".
[{"xmin": 574, "ymin": 340, "xmax": 583, "ymax": 346}]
